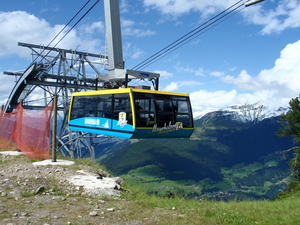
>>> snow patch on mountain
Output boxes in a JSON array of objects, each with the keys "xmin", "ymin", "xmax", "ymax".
[{"xmin": 194, "ymin": 102, "xmax": 288, "ymax": 123}]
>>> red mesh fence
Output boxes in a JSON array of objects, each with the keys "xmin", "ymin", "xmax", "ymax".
[
  {"xmin": 0, "ymin": 102, "xmax": 53, "ymax": 160},
  {"xmin": 0, "ymin": 109, "xmax": 17, "ymax": 151}
]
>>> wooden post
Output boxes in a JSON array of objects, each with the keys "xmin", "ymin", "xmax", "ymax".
[{"xmin": 52, "ymin": 95, "xmax": 58, "ymax": 162}]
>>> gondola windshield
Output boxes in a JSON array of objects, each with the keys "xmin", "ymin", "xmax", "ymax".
[{"xmin": 68, "ymin": 88, "xmax": 193, "ymax": 139}]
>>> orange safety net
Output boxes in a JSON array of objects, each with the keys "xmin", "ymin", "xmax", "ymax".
[{"xmin": 0, "ymin": 102, "xmax": 53, "ymax": 160}]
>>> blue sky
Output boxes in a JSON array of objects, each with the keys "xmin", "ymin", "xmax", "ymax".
[{"xmin": 1, "ymin": 0, "xmax": 300, "ymax": 116}]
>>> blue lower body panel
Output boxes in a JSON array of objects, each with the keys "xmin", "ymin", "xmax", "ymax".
[
  {"xmin": 69, "ymin": 125, "xmax": 134, "ymax": 139},
  {"xmin": 132, "ymin": 127, "xmax": 194, "ymax": 139},
  {"xmin": 69, "ymin": 117, "xmax": 134, "ymax": 139},
  {"xmin": 69, "ymin": 117, "xmax": 193, "ymax": 139}
]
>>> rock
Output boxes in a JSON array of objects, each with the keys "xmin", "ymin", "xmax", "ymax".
[
  {"xmin": 111, "ymin": 177, "xmax": 123, "ymax": 185},
  {"xmin": 98, "ymin": 170, "xmax": 110, "ymax": 178},
  {"xmin": 106, "ymin": 208, "xmax": 115, "ymax": 212},
  {"xmin": 114, "ymin": 184, "xmax": 121, "ymax": 190},
  {"xmin": 35, "ymin": 186, "xmax": 45, "ymax": 195},
  {"xmin": 76, "ymin": 170, "xmax": 89, "ymax": 175},
  {"xmin": 89, "ymin": 211, "xmax": 98, "ymax": 216}
]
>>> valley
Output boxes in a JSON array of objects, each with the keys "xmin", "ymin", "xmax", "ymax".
[{"xmin": 97, "ymin": 105, "xmax": 294, "ymax": 200}]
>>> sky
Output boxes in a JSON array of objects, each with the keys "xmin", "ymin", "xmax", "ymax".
[{"xmin": 1, "ymin": 0, "xmax": 300, "ymax": 116}]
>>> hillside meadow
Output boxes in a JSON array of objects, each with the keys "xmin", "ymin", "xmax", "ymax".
[
  {"xmin": 1, "ymin": 151, "xmax": 299, "ymax": 225},
  {"xmin": 99, "ymin": 116, "xmax": 292, "ymax": 200}
]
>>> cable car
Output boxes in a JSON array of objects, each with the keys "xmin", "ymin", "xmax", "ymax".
[{"xmin": 68, "ymin": 88, "xmax": 194, "ymax": 139}]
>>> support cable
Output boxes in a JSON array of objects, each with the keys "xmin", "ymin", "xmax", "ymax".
[
  {"xmin": 131, "ymin": 0, "xmax": 246, "ymax": 71},
  {"xmin": 32, "ymin": 0, "xmax": 92, "ymax": 64},
  {"xmin": 34, "ymin": 0, "xmax": 101, "ymax": 65},
  {"xmin": 138, "ymin": 6, "xmax": 246, "ymax": 70}
]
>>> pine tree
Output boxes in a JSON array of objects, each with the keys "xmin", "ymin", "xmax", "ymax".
[{"xmin": 277, "ymin": 96, "xmax": 300, "ymax": 180}]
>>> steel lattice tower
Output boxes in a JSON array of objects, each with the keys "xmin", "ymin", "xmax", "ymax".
[{"xmin": 3, "ymin": 0, "xmax": 160, "ymax": 159}]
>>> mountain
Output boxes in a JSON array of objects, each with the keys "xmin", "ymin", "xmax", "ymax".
[
  {"xmin": 97, "ymin": 103, "xmax": 293, "ymax": 200},
  {"xmin": 194, "ymin": 102, "xmax": 288, "ymax": 123}
]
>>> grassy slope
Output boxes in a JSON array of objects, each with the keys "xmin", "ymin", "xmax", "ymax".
[
  {"xmin": 1, "ymin": 152, "xmax": 300, "ymax": 225},
  {"xmin": 99, "ymin": 116, "xmax": 293, "ymax": 200},
  {"xmin": 124, "ymin": 188, "xmax": 300, "ymax": 225}
]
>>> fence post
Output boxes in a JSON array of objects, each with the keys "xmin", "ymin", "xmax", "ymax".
[{"xmin": 52, "ymin": 95, "xmax": 58, "ymax": 162}]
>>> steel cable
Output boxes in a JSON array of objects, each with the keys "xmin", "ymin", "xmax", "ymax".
[{"xmin": 131, "ymin": 0, "xmax": 247, "ymax": 71}]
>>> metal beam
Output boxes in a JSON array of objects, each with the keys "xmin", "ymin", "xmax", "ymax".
[
  {"xmin": 104, "ymin": 0, "xmax": 124, "ymax": 70},
  {"xmin": 18, "ymin": 42, "xmax": 108, "ymax": 59},
  {"xmin": 26, "ymin": 80, "xmax": 98, "ymax": 89},
  {"xmin": 3, "ymin": 71, "xmax": 24, "ymax": 76}
]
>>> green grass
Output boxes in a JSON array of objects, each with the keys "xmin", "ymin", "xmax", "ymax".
[
  {"xmin": 2, "ymin": 151, "xmax": 300, "ymax": 224},
  {"xmin": 123, "ymin": 165, "xmax": 206, "ymax": 197},
  {"xmin": 265, "ymin": 160, "xmax": 278, "ymax": 167},
  {"xmin": 120, "ymin": 183, "xmax": 300, "ymax": 225},
  {"xmin": 121, "ymin": 158, "xmax": 290, "ymax": 200},
  {"xmin": 20, "ymin": 191, "xmax": 35, "ymax": 197},
  {"xmin": 50, "ymin": 156, "xmax": 300, "ymax": 224}
]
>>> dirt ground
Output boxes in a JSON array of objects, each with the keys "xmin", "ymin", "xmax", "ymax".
[{"xmin": 0, "ymin": 151, "xmax": 163, "ymax": 225}]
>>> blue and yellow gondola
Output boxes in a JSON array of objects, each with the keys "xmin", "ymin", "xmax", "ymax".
[{"xmin": 68, "ymin": 88, "xmax": 194, "ymax": 139}]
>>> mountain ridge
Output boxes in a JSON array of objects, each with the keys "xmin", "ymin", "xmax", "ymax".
[{"xmin": 194, "ymin": 102, "xmax": 288, "ymax": 124}]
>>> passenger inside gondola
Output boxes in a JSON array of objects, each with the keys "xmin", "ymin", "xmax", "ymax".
[
  {"xmin": 136, "ymin": 102, "xmax": 145, "ymax": 111},
  {"xmin": 135, "ymin": 101, "xmax": 144, "ymax": 126}
]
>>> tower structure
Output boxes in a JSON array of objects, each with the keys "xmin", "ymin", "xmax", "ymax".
[{"xmin": 3, "ymin": 0, "xmax": 159, "ymax": 158}]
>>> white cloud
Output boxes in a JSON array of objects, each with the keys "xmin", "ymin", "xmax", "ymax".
[
  {"xmin": 143, "ymin": 0, "xmax": 300, "ymax": 35},
  {"xmin": 122, "ymin": 19, "xmax": 156, "ymax": 37},
  {"xmin": 120, "ymin": 0, "xmax": 130, "ymax": 13},
  {"xmin": 121, "ymin": 18, "xmax": 156, "ymax": 60},
  {"xmin": 143, "ymin": 0, "xmax": 237, "ymax": 18},
  {"xmin": 242, "ymin": 0, "xmax": 300, "ymax": 34},
  {"xmin": 164, "ymin": 81, "xmax": 179, "ymax": 91},
  {"xmin": 130, "ymin": 47, "xmax": 144, "ymax": 59},
  {"xmin": 190, "ymin": 39, "xmax": 300, "ymax": 111},
  {"xmin": 0, "ymin": 11, "xmax": 49, "ymax": 58},
  {"xmin": 0, "ymin": 11, "xmax": 103, "ymax": 59},
  {"xmin": 181, "ymin": 80, "xmax": 204, "ymax": 87},
  {"xmin": 0, "ymin": 73, "xmax": 16, "ymax": 106},
  {"xmin": 0, "ymin": 10, "xmax": 106, "ymax": 107},
  {"xmin": 190, "ymin": 89, "xmax": 238, "ymax": 109},
  {"xmin": 175, "ymin": 63, "xmax": 205, "ymax": 76},
  {"xmin": 123, "ymin": 43, "xmax": 144, "ymax": 60},
  {"xmin": 154, "ymin": 70, "xmax": 174, "ymax": 79},
  {"xmin": 210, "ymin": 71, "xmax": 224, "ymax": 77},
  {"xmin": 123, "ymin": 28, "xmax": 156, "ymax": 37},
  {"xmin": 80, "ymin": 21, "xmax": 105, "ymax": 36},
  {"xmin": 222, "ymin": 40, "xmax": 300, "ymax": 94},
  {"xmin": 163, "ymin": 80, "xmax": 203, "ymax": 91},
  {"xmin": 221, "ymin": 70, "xmax": 261, "ymax": 90}
]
